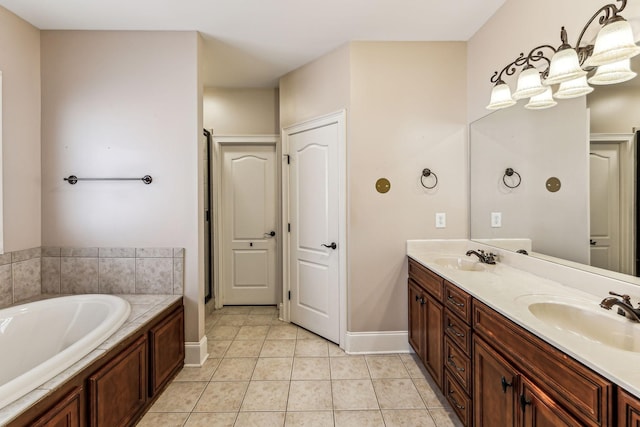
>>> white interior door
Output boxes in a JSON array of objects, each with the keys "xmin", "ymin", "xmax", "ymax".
[
  {"xmin": 289, "ymin": 122, "xmax": 340, "ymax": 343},
  {"xmin": 590, "ymin": 143, "xmax": 621, "ymax": 272},
  {"xmin": 221, "ymin": 145, "xmax": 277, "ymax": 305}
]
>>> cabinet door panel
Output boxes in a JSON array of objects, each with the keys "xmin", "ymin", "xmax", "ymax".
[
  {"xmin": 473, "ymin": 336, "xmax": 518, "ymax": 427},
  {"xmin": 31, "ymin": 387, "xmax": 82, "ymax": 427},
  {"xmin": 618, "ymin": 388, "xmax": 640, "ymax": 427},
  {"xmin": 89, "ymin": 336, "xmax": 147, "ymax": 427},
  {"xmin": 425, "ymin": 293, "xmax": 443, "ymax": 388},
  {"xmin": 521, "ymin": 377, "xmax": 582, "ymax": 427},
  {"xmin": 150, "ymin": 307, "xmax": 184, "ymax": 396},
  {"xmin": 408, "ymin": 279, "xmax": 426, "ymax": 361}
]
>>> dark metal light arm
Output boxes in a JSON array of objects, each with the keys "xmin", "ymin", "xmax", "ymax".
[
  {"xmin": 575, "ymin": 0, "xmax": 627, "ymax": 50},
  {"xmin": 490, "ymin": 44, "xmax": 557, "ymax": 84}
]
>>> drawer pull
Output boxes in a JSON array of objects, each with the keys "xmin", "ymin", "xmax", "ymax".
[
  {"xmin": 447, "ymin": 355, "xmax": 465, "ymax": 373},
  {"xmin": 446, "ymin": 323, "xmax": 465, "ymax": 338},
  {"xmin": 501, "ymin": 376, "xmax": 512, "ymax": 393},
  {"xmin": 447, "ymin": 295, "xmax": 465, "ymax": 308},
  {"xmin": 448, "ymin": 391, "xmax": 466, "ymax": 410}
]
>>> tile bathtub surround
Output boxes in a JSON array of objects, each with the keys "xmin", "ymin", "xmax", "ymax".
[
  {"xmin": 138, "ymin": 305, "xmax": 464, "ymax": 427},
  {"xmin": 0, "ymin": 247, "xmax": 42, "ymax": 308},
  {"xmin": 41, "ymin": 247, "xmax": 185, "ymax": 296}
]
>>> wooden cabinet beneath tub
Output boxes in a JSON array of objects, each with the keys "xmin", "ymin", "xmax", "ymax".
[
  {"xmin": 8, "ymin": 299, "xmax": 184, "ymax": 427},
  {"xmin": 407, "ymin": 257, "xmax": 621, "ymax": 427}
]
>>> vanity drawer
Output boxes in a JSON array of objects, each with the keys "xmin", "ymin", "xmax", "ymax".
[
  {"xmin": 444, "ymin": 370, "xmax": 472, "ymax": 427},
  {"xmin": 444, "ymin": 310, "xmax": 472, "ymax": 356},
  {"xmin": 408, "ymin": 258, "xmax": 443, "ymax": 301},
  {"xmin": 473, "ymin": 300, "xmax": 612, "ymax": 427},
  {"xmin": 444, "ymin": 336, "xmax": 471, "ymax": 394},
  {"xmin": 444, "ymin": 281, "xmax": 472, "ymax": 323}
]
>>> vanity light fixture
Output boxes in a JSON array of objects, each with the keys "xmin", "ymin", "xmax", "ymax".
[{"xmin": 486, "ymin": 0, "xmax": 639, "ymax": 110}]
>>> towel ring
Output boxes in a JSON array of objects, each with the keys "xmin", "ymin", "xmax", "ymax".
[
  {"xmin": 503, "ymin": 168, "xmax": 521, "ymax": 188},
  {"xmin": 421, "ymin": 168, "xmax": 438, "ymax": 189}
]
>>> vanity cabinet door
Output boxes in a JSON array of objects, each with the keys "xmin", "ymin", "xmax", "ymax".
[
  {"xmin": 149, "ymin": 306, "xmax": 184, "ymax": 396},
  {"xmin": 31, "ymin": 387, "xmax": 83, "ymax": 427},
  {"xmin": 424, "ymin": 291, "xmax": 443, "ymax": 388},
  {"xmin": 474, "ymin": 335, "xmax": 518, "ymax": 427},
  {"xmin": 521, "ymin": 377, "xmax": 582, "ymax": 427},
  {"xmin": 88, "ymin": 335, "xmax": 148, "ymax": 427},
  {"xmin": 408, "ymin": 279, "xmax": 426, "ymax": 360},
  {"xmin": 618, "ymin": 388, "xmax": 640, "ymax": 427}
]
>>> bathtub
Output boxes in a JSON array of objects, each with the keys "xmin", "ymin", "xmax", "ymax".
[{"xmin": 0, "ymin": 295, "xmax": 131, "ymax": 409}]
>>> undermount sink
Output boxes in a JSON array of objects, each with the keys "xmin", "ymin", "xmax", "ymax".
[
  {"xmin": 433, "ymin": 256, "xmax": 491, "ymax": 272},
  {"xmin": 517, "ymin": 295, "xmax": 640, "ymax": 352}
]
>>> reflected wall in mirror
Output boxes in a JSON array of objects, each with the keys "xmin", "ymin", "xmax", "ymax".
[{"xmin": 470, "ymin": 57, "xmax": 640, "ymax": 279}]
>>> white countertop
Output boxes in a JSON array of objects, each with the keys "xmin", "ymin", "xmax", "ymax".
[{"xmin": 407, "ymin": 240, "xmax": 640, "ymax": 399}]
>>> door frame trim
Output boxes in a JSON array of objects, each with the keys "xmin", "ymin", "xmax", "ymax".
[
  {"xmin": 281, "ymin": 110, "xmax": 347, "ymax": 348},
  {"xmin": 590, "ymin": 133, "xmax": 635, "ymax": 275},
  {"xmin": 212, "ymin": 135, "xmax": 281, "ymax": 309}
]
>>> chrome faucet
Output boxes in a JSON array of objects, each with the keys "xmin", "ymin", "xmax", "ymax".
[
  {"xmin": 465, "ymin": 249, "xmax": 497, "ymax": 265},
  {"xmin": 600, "ymin": 292, "xmax": 640, "ymax": 322}
]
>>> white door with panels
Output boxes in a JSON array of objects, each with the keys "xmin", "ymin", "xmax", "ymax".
[
  {"xmin": 221, "ymin": 145, "xmax": 277, "ymax": 305},
  {"xmin": 288, "ymin": 120, "xmax": 341, "ymax": 343},
  {"xmin": 589, "ymin": 143, "xmax": 621, "ymax": 272}
]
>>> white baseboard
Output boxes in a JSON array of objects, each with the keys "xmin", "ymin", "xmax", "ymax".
[
  {"xmin": 344, "ymin": 330, "xmax": 410, "ymax": 354},
  {"xmin": 184, "ymin": 336, "xmax": 209, "ymax": 367}
]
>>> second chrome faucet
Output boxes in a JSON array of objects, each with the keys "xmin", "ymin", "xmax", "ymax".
[{"xmin": 600, "ymin": 291, "xmax": 640, "ymax": 322}]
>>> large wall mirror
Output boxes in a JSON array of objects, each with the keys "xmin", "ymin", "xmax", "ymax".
[{"xmin": 470, "ymin": 56, "xmax": 639, "ymax": 280}]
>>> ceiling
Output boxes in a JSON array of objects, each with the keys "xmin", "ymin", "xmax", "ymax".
[{"xmin": 0, "ymin": 0, "xmax": 506, "ymax": 88}]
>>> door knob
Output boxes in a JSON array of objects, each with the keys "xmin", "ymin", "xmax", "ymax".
[
  {"xmin": 265, "ymin": 231, "xmax": 276, "ymax": 237},
  {"xmin": 322, "ymin": 242, "xmax": 337, "ymax": 250}
]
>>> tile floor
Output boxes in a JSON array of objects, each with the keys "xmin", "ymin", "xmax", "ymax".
[{"xmin": 137, "ymin": 305, "xmax": 462, "ymax": 427}]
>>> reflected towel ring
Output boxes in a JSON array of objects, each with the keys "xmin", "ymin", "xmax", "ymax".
[
  {"xmin": 503, "ymin": 168, "xmax": 521, "ymax": 188},
  {"xmin": 421, "ymin": 168, "xmax": 438, "ymax": 189}
]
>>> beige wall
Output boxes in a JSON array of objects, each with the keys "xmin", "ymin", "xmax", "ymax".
[
  {"xmin": 467, "ymin": 0, "xmax": 640, "ymax": 123},
  {"xmin": 280, "ymin": 42, "xmax": 467, "ymax": 333},
  {"xmin": 279, "ymin": 44, "xmax": 351, "ymax": 129},
  {"xmin": 203, "ymin": 87, "xmax": 279, "ymax": 135},
  {"xmin": 348, "ymin": 42, "xmax": 467, "ymax": 332},
  {"xmin": 40, "ymin": 31, "xmax": 203, "ymax": 346},
  {"xmin": 0, "ymin": 6, "xmax": 41, "ymax": 252},
  {"xmin": 588, "ymin": 84, "xmax": 640, "ymax": 134}
]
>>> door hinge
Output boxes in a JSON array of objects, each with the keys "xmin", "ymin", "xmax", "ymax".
[
  {"xmin": 285, "ymin": 154, "xmax": 290, "ymax": 164},
  {"xmin": 288, "ymin": 290, "xmax": 291, "ymax": 300},
  {"xmin": 288, "ymin": 223, "xmax": 291, "ymax": 232}
]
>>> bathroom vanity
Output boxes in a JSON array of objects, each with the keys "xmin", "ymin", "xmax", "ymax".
[
  {"xmin": 3, "ymin": 296, "xmax": 184, "ymax": 427},
  {"xmin": 408, "ymin": 242, "xmax": 640, "ymax": 427}
]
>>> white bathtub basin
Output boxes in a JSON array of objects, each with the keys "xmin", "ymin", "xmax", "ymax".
[{"xmin": 0, "ymin": 295, "xmax": 131, "ymax": 409}]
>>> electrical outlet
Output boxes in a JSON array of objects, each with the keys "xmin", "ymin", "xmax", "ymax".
[
  {"xmin": 435, "ymin": 212, "xmax": 446, "ymax": 228},
  {"xmin": 491, "ymin": 212, "xmax": 502, "ymax": 228}
]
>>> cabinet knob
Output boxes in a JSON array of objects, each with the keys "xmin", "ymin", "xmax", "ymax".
[
  {"xmin": 501, "ymin": 376, "xmax": 512, "ymax": 393},
  {"xmin": 520, "ymin": 394, "xmax": 532, "ymax": 411}
]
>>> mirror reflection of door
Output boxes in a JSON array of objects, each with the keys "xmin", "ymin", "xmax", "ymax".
[
  {"xmin": 221, "ymin": 145, "xmax": 277, "ymax": 305},
  {"xmin": 589, "ymin": 143, "xmax": 621, "ymax": 272}
]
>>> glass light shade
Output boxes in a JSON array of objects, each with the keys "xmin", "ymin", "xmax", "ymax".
[
  {"xmin": 486, "ymin": 82, "xmax": 516, "ymax": 110},
  {"xmin": 554, "ymin": 76, "xmax": 594, "ymax": 99},
  {"xmin": 513, "ymin": 67, "xmax": 546, "ymax": 100},
  {"xmin": 525, "ymin": 87, "xmax": 557, "ymax": 110},
  {"xmin": 544, "ymin": 48, "xmax": 587, "ymax": 85},
  {"xmin": 584, "ymin": 18, "xmax": 640, "ymax": 67},
  {"xmin": 587, "ymin": 58, "xmax": 637, "ymax": 85}
]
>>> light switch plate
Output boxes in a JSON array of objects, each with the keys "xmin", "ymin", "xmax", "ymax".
[
  {"xmin": 491, "ymin": 212, "xmax": 502, "ymax": 228},
  {"xmin": 435, "ymin": 212, "xmax": 446, "ymax": 228}
]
